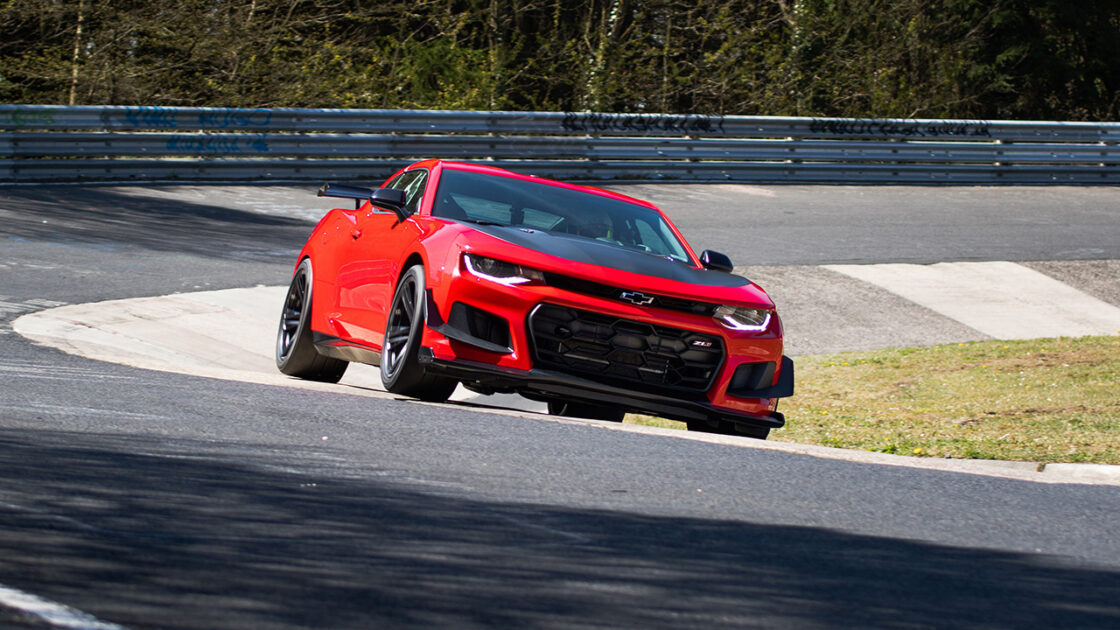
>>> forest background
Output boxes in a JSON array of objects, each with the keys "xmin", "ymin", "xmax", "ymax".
[{"xmin": 2, "ymin": 0, "xmax": 1118, "ymax": 121}]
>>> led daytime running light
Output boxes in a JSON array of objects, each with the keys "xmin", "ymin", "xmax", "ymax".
[
  {"xmin": 714, "ymin": 305, "xmax": 771, "ymax": 331},
  {"xmin": 463, "ymin": 253, "xmax": 545, "ymax": 286}
]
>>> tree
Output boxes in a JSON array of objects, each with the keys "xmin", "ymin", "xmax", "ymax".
[{"xmin": 1, "ymin": 0, "xmax": 1117, "ymax": 119}]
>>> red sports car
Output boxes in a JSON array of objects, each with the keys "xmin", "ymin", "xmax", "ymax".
[{"xmin": 276, "ymin": 160, "xmax": 793, "ymax": 438}]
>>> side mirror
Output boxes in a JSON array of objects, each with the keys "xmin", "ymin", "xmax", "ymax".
[
  {"xmin": 370, "ymin": 187, "xmax": 408, "ymax": 222},
  {"xmin": 700, "ymin": 250, "xmax": 733, "ymax": 272}
]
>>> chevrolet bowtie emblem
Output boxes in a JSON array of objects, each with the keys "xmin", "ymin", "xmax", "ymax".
[{"xmin": 620, "ymin": 291, "xmax": 655, "ymax": 306}]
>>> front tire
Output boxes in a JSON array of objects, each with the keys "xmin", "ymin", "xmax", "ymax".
[
  {"xmin": 380, "ymin": 264, "xmax": 457, "ymax": 402},
  {"xmin": 276, "ymin": 258, "xmax": 348, "ymax": 383}
]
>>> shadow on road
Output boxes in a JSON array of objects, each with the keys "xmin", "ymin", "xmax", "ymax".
[
  {"xmin": 1, "ymin": 428, "xmax": 1118, "ymax": 629},
  {"xmin": 0, "ymin": 186, "xmax": 313, "ymax": 262}
]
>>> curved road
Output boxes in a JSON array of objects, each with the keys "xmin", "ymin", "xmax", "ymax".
[{"xmin": 1, "ymin": 184, "xmax": 1119, "ymax": 629}]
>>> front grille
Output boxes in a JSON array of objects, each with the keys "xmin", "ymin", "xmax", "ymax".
[
  {"xmin": 543, "ymin": 272, "xmax": 718, "ymax": 316},
  {"xmin": 528, "ymin": 303, "xmax": 724, "ymax": 395}
]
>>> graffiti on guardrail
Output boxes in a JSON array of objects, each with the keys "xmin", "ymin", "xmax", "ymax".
[
  {"xmin": 122, "ymin": 107, "xmax": 179, "ymax": 128},
  {"xmin": 809, "ymin": 118, "xmax": 992, "ymax": 138},
  {"xmin": 0, "ymin": 109, "xmax": 55, "ymax": 128},
  {"xmin": 165, "ymin": 135, "xmax": 269, "ymax": 154},
  {"xmin": 197, "ymin": 108, "xmax": 272, "ymax": 129},
  {"xmin": 562, "ymin": 112, "xmax": 725, "ymax": 134},
  {"xmin": 117, "ymin": 107, "xmax": 273, "ymax": 129}
]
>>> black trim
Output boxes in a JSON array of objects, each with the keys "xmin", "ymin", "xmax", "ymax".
[
  {"xmin": 745, "ymin": 356, "xmax": 795, "ymax": 399},
  {"xmin": 417, "ymin": 347, "xmax": 784, "ymax": 431},
  {"xmin": 370, "ymin": 187, "xmax": 409, "ymax": 222},
  {"xmin": 527, "ymin": 303, "xmax": 725, "ymax": 395},
  {"xmin": 726, "ymin": 356, "xmax": 794, "ymax": 399},
  {"xmin": 312, "ymin": 331, "xmax": 382, "ymax": 364},
  {"xmin": 700, "ymin": 250, "xmax": 734, "ymax": 273},
  {"xmin": 425, "ymin": 290, "xmax": 513, "ymax": 354},
  {"xmin": 543, "ymin": 272, "xmax": 720, "ymax": 316},
  {"xmin": 318, "ymin": 182, "xmax": 373, "ymax": 201},
  {"xmin": 728, "ymin": 361, "xmax": 776, "ymax": 395}
]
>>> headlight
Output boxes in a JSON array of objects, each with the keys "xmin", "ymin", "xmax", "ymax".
[
  {"xmin": 714, "ymin": 305, "xmax": 771, "ymax": 331},
  {"xmin": 463, "ymin": 253, "xmax": 546, "ymax": 286}
]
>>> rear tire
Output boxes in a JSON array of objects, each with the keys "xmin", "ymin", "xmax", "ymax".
[
  {"xmin": 380, "ymin": 265, "xmax": 458, "ymax": 402},
  {"xmin": 276, "ymin": 258, "xmax": 348, "ymax": 383},
  {"xmin": 547, "ymin": 401, "xmax": 626, "ymax": 422}
]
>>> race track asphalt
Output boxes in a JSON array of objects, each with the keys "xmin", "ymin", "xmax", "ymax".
[{"xmin": 1, "ymin": 183, "xmax": 1119, "ymax": 629}]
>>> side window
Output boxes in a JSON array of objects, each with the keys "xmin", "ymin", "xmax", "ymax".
[
  {"xmin": 383, "ymin": 172, "xmax": 406, "ymax": 190},
  {"xmin": 381, "ymin": 170, "xmax": 429, "ymax": 215},
  {"xmin": 400, "ymin": 171, "xmax": 428, "ymax": 215}
]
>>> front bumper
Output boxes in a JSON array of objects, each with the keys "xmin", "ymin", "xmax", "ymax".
[
  {"xmin": 421, "ymin": 247, "xmax": 792, "ymax": 425},
  {"xmin": 417, "ymin": 347, "xmax": 787, "ymax": 431}
]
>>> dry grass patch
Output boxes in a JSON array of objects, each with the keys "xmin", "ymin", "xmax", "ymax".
[
  {"xmin": 626, "ymin": 336, "xmax": 1120, "ymax": 465},
  {"xmin": 773, "ymin": 336, "xmax": 1120, "ymax": 464}
]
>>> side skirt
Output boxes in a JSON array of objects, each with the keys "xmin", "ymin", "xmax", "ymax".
[{"xmin": 311, "ymin": 332, "xmax": 382, "ymax": 365}]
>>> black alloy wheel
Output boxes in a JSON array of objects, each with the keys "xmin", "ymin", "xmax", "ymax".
[
  {"xmin": 276, "ymin": 258, "xmax": 348, "ymax": 382},
  {"xmin": 380, "ymin": 264, "xmax": 457, "ymax": 401}
]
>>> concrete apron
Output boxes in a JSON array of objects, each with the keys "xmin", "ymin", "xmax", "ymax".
[{"xmin": 13, "ymin": 262, "xmax": 1120, "ymax": 486}]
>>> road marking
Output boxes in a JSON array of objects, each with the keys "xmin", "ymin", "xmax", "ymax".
[
  {"xmin": 2, "ymin": 402, "xmax": 169, "ymax": 421},
  {"xmin": 1, "ymin": 296, "xmax": 70, "ymax": 336},
  {"xmin": 711, "ymin": 184, "xmax": 777, "ymax": 197},
  {"xmin": 0, "ymin": 362, "xmax": 136, "ymax": 381},
  {"xmin": 0, "ymin": 296, "xmax": 69, "ymax": 317},
  {"xmin": 824, "ymin": 261, "xmax": 1120, "ymax": 339},
  {"xmin": 0, "ymin": 583, "xmax": 126, "ymax": 630}
]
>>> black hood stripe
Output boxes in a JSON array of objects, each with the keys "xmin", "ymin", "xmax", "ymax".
[{"xmin": 458, "ymin": 221, "xmax": 751, "ymax": 288}]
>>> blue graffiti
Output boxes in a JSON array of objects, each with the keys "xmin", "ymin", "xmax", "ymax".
[
  {"xmin": 165, "ymin": 134, "xmax": 270, "ymax": 154},
  {"xmin": 123, "ymin": 106, "xmax": 178, "ymax": 128},
  {"xmin": 197, "ymin": 108, "xmax": 273, "ymax": 129}
]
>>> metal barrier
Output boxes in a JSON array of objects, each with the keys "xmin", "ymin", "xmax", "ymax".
[{"xmin": 3, "ymin": 104, "xmax": 1119, "ymax": 184}]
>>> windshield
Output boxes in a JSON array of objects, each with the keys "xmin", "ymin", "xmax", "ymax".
[{"xmin": 432, "ymin": 168, "xmax": 691, "ymax": 262}]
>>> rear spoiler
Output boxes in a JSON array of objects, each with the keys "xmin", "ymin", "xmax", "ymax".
[
  {"xmin": 317, "ymin": 182, "xmax": 409, "ymax": 222},
  {"xmin": 318, "ymin": 183, "xmax": 374, "ymax": 209}
]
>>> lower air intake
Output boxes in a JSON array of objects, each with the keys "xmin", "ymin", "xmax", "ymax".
[{"xmin": 528, "ymin": 303, "xmax": 724, "ymax": 395}]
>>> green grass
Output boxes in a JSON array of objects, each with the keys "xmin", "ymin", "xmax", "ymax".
[{"xmin": 627, "ymin": 336, "xmax": 1120, "ymax": 465}]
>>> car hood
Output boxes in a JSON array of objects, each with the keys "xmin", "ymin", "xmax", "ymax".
[{"xmin": 455, "ymin": 221, "xmax": 751, "ymax": 289}]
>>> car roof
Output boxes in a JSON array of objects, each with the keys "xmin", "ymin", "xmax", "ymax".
[{"xmin": 428, "ymin": 160, "xmax": 660, "ymax": 210}]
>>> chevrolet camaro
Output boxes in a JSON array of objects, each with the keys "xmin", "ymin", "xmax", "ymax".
[{"xmin": 275, "ymin": 160, "xmax": 793, "ymax": 438}]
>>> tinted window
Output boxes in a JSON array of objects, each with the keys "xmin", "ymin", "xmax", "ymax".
[
  {"xmin": 432, "ymin": 169, "xmax": 690, "ymax": 261},
  {"xmin": 383, "ymin": 169, "xmax": 428, "ymax": 215}
]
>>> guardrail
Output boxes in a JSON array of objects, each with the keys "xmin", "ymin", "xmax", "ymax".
[{"xmin": 3, "ymin": 105, "xmax": 1118, "ymax": 184}]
